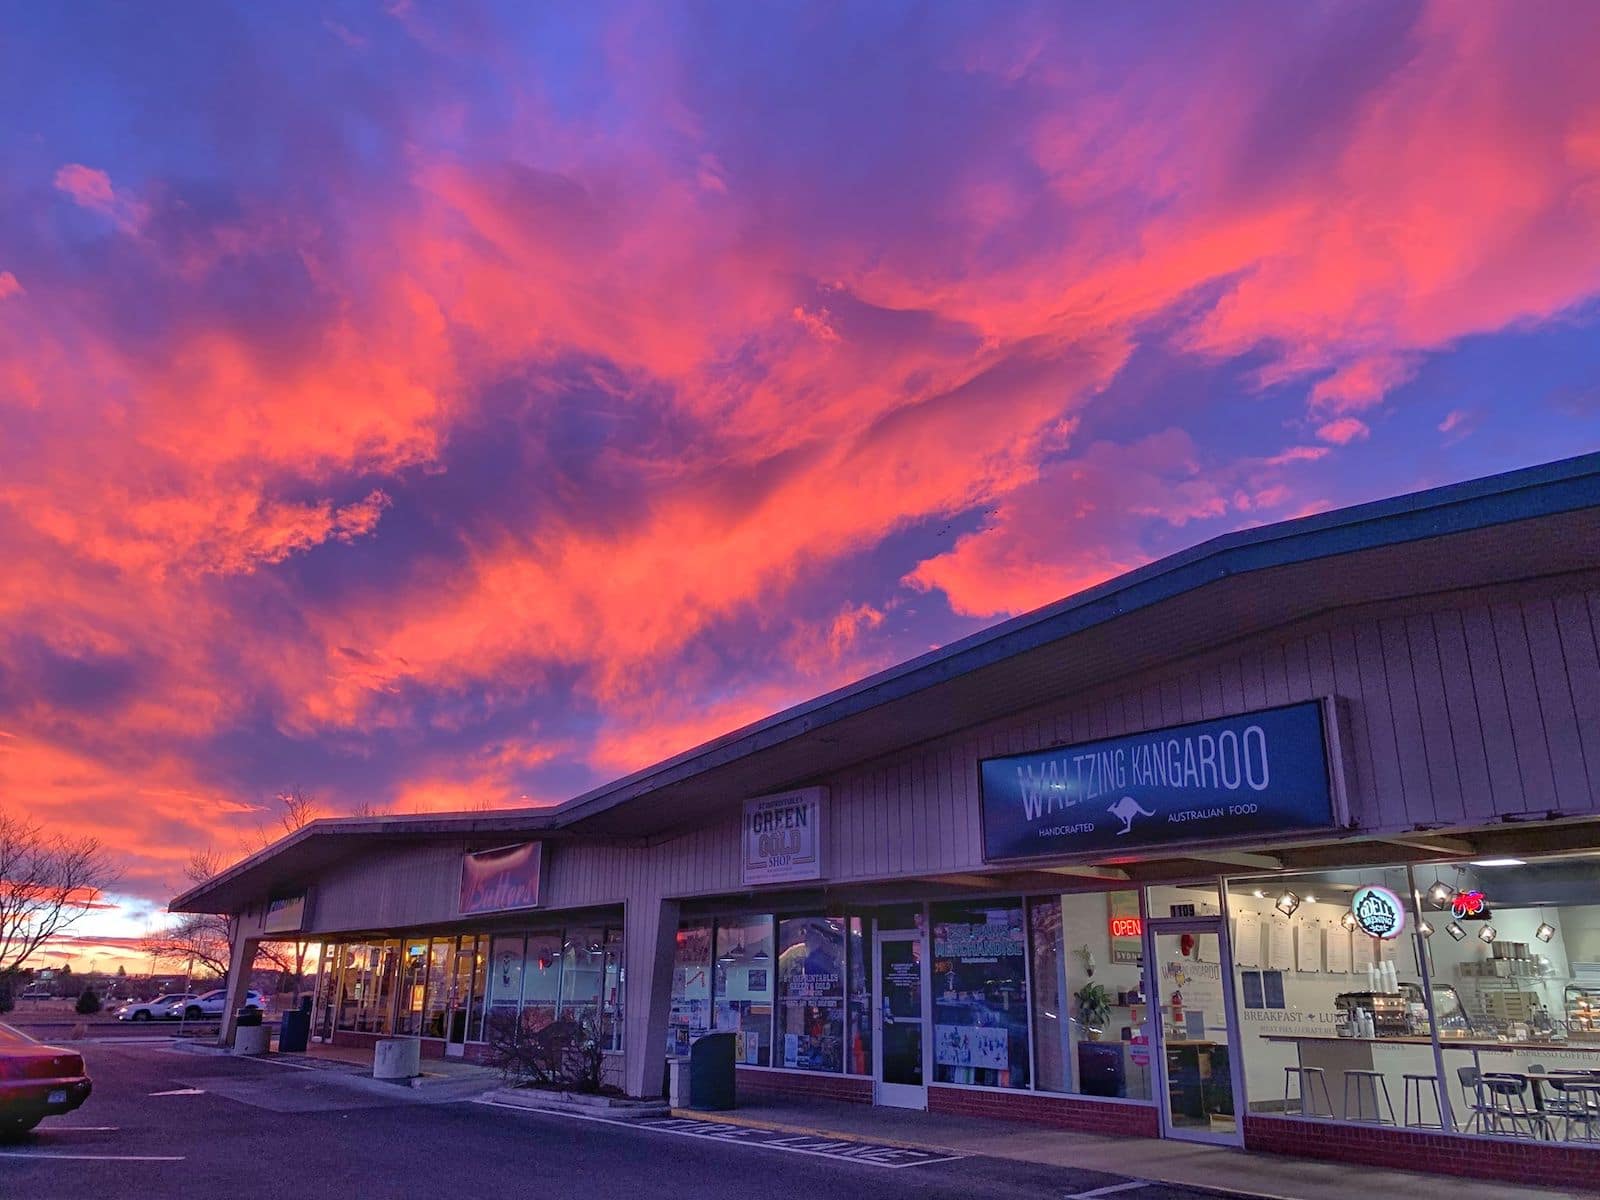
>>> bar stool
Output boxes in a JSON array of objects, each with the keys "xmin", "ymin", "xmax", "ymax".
[
  {"xmin": 1542, "ymin": 1078, "xmax": 1600, "ymax": 1142},
  {"xmin": 1283, "ymin": 1066, "xmax": 1334, "ymax": 1117},
  {"xmin": 1343, "ymin": 1069, "xmax": 1396, "ymax": 1124},
  {"xmin": 1402, "ymin": 1073, "xmax": 1444, "ymax": 1129}
]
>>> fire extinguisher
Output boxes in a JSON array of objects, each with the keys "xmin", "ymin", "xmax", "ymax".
[{"xmin": 1171, "ymin": 988, "xmax": 1185, "ymax": 1026}]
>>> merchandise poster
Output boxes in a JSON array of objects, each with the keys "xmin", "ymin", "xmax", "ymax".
[
  {"xmin": 784, "ymin": 1033, "xmax": 799, "ymax": 1068},
  {"xmin": 934, "ymin": 1024, "xmax": 1009, "ymax": 1070},
  {"xmin": 1262, "ymin": 970, "xmax": 1286, "ymax": 1010},
  {"xmin": 1240, "ymin": 970, "xmax": 1264, "ymax": 1010},
  {"xmin": 1351, "ymin": 934, "xmax": 1375, "ymax": 973}
]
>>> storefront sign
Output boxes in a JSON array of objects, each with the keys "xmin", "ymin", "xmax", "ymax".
[
  {"xmin": 1351, "ymin": 884, "xmax": 1406, "ymax": 939},
  {"xmin": 459, "ymin": 841, "xmax": 543, "ymax": 915},
  {"xmin": 979, "ymin": 701, "xmax": 1337, "ymax": 861},
  {"xmin": 262, "ymin": 892, "xmax": 308, "ymax": 934},
  {"xmin": 741, "ymin": 787, "xmax": 824, "ymax": 885},
  {"xmin": 1108, "ymin": 892, "xmax": 1143, "ymax": 963}
]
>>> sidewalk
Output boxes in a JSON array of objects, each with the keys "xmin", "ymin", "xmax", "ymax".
[{"xmin": 671, "ymin": 1097, "xmax": 1594, "ymax": 1200}]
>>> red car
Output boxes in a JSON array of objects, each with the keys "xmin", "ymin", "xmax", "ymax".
[{"xmin": 0, "ymin": 1022, "xmax": 91, "ymax": 1136}]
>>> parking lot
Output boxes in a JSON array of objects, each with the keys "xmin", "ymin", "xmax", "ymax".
[{"xmin": 2, "ymin": 1040, "xmax": 1272, "ymax": 1200}]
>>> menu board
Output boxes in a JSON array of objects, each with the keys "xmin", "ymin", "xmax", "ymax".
[
  {"xmin": 1266, "ymin": 917, "xmax": 1295, "ymax": 970},
  {"xmin": 1295, "ymin": 924, "xmax": 1323, "ymax": 973},
  {"xmin": 1351, "ymin": 933, "xmax": 1375, "ymax": 973},
  {"xmin": 1325, "ymin": 927, "xmax": 1351, "ymax": 974},
  {"xmin": 1233, "ymin": 912, "xmax": 1262, "ymax": 968}
]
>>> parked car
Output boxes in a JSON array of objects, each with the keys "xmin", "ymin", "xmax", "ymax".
[
  {"xmin": 0, "ymin": 1022, "xmax": 91, "ymax": 1137},
  {"xmin": 167, "ymin": 989, "xmax": 263, "ymax": 1020},
  {"xmin": 16, "ymin": 985, "xmax": 53, "ymax": 1001},
  {"xmin": 116, "ymin": 993, "xmax": 196, "ymax": 1021}
]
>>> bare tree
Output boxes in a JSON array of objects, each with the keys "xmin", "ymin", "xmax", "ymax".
[{"xmin": 0, "ymin": 813, "xmax": 118, "ymax": 976}]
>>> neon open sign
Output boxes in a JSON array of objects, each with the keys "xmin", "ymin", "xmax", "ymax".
[{"xmin": 1109, "ymin": 916, "xmax": 1143, "ymax": 938}]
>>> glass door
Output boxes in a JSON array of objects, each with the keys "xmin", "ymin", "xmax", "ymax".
[
  {"xmin": 1148, "ymin": 919, "xmax": 1243, "ymax": 1145},
  {"xmin": 444, "ymin": 937, "xmax": 476, "ymax": 1057},
  {"xmin": 874, "ymin": 930, "xmax": 927, "ymax": 1109}
]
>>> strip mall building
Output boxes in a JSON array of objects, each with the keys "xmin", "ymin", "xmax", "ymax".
[{"xmin": 176, "ymin": 455, "xmax": 1600, "ymax": 1189}]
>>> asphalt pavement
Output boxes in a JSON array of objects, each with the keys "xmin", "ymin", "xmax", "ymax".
[{"xmin": 0, "ymin": 1040, "xmax": 1264, "ymax": 1200}]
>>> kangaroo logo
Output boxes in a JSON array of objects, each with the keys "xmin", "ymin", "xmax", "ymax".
[{"xmin": 1107, "ymin": 795, "xmax": 1156, "ymax": 835}]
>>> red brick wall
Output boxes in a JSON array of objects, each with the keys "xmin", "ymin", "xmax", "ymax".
[
  {"xmin": 734, "ymin": 1067, "xmax": 874, "ymax": 1105},
  {"xmin": 928, "ymin": 1085, "xmax": 1160, "ymax": 1138},
  {"xmin": 1244, "ymin": 1115, "xmax": 1600, "ymax": 1192}
]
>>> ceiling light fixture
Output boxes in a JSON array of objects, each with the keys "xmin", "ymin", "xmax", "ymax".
[
  {"xmin": 1478, "ymin": 925, "xmax": 1498, "ymax": 944},
  {"xmin": 1470, "ymin": 858, "xmax": 1525, "ymax": 868},
  {"xmin": 1419, "ymin": 919, "xmax": 1435, "ymax": 938},
  {"xmin": 1340, "ymin": 911, "xmax": 1358, "ymax": 931},
  {"xmin": 1274, "ymin": 890, "xmax": 1301, "ymax": 917},
  {"xmin": 1446, "ymin": 921, "xmax": 1467, "ymax": 941}
]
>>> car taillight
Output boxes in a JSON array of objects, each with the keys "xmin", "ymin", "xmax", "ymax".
[{"xmin": 53, "ymin": 1053, "xmax": 84, "ymax": 1076}]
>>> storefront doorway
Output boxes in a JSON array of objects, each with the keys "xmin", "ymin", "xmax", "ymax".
[
  {"xmin": 874, "ymin": 928, "xmax": 927, "ymax": 1109},
  {"xmin": 444, "ymin": 939, "xmax": 476, "ymax": 1057},
  {"xmin": 1149, "ymin": 918, "xmax": 1243, "ymax": 1145}
]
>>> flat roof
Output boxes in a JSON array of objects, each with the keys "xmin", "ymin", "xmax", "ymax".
[{"xmin": 173, "ymin": 451, "xmax": 1600, "ymax": 913}]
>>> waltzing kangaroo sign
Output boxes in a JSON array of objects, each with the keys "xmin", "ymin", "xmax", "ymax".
[{"xmin": 979, "ymin": 702, "xmax": 1338, "ymax": 862}]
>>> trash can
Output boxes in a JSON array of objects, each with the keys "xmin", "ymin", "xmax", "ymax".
[
  {"xmin": 687, "ymin": 1031, "xmax": 736, "ymax": 1111},
  {"xmin": 279, "ymin": 998, "xmax": 311, "ymax": 1053}
]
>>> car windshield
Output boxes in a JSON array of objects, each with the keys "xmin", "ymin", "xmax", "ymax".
[{"xmin": 0, "ymin": 1022, "xmax": 40, "ymax": 1046}]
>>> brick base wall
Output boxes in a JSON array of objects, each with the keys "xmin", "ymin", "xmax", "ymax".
[
  {"xmin": 928, "ymin": 1085, "xmax": 1160, "ymax": 1138},
  {"xmin": 734, "ymin": 1067, "xmax": 873, "ymax": 1105},
  {"xmin": 1244, "ymin": 1115, "xmax": 1600, "ymax": 1192}
]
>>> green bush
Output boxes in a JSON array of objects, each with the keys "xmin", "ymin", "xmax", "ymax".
[{"xmin": 75, "ymin": 987, "xmax": 101, "ymax": 1015}]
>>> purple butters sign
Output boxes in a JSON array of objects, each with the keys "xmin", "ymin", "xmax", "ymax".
[{"xmin": 459, "ymin": 841, "xmax": 544, "ymax": 915}]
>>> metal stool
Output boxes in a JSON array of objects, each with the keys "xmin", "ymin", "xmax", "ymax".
[
  {"xmin": 1283, "ymin": 1066, "xmax": 1334, "ymax": 1117},
  {"xmin": 1402, "ymin": 1073, "xmax": 1444, "ymax": 1129},
  {"xmin": 1343, "ymin": 1069, "xmax": 1396, "ymax": 1124},
  {"xmin": 1547, "ymin": 1080, "xmax": 1600, "ymax": 1142}
]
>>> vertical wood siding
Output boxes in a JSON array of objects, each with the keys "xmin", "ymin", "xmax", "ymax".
[{"xmin": 303, "ymin": 583, "xmax": 1600, "ymax": 930}]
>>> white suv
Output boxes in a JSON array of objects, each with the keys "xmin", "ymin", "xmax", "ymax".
[
  {"xmin": 167, "ymin": 989, "xmax": 264, "ymax": 1019},
  {"xmin": 118, "ymin": 993, "xmax": 196, "ymax": 1021}
]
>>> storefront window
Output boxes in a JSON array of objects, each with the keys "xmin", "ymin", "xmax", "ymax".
[
  {"xmin": 559, "ymin": 927, "xmax": 606, "ymax": 1030},
  {"xmin": 713, "ymin": 916, "xmax": 774, "ymax": 1066},
  {"xmin": 776, "ymin": 916, "xmax": 845, "ymax": 1072},
  {"xmin": 366, "ymin": 939, "xmax": 401, "ymax": 1034},
  {"xmin": 314, "ymin": 943, "xmax": 343, "ymax": 1039},
  {"xmin": 932, "ymin": 900, "xmax": 1030, "ymax": 1089},
  {"xmin": 1422, "ymin": 853, "xmax": 1600, "ymax": 1141},
  {"xmin": 463, "ymin": 935, "xmax": 488, "ymax": 1042},
  {"xmin": 486, "ymin": 934, "xmax": 527, "ymax": 1037},
  {"xmin": 420, "ymin": 938, "xmax": 451, "ymax": 1038},
  {"xmin": 669, "ymin": 923, "xmax": 711, "ymax": 1056},
  {"xmin": 847, "ymin": 915, "xmax": 871, "ymax": 1076},
  {"xmin": 1224, "ymin": 865, "xmax": 1432, "ymax": 1123},
  {"xmin": 394, "ymin": 938, "xmax": 430, "ymax": 1035},
  {"xmin": 520, "ymin": 933, "xmax": 562, "ymax": 1034}
]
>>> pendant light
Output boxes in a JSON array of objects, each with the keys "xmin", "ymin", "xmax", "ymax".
[
  {"xmin": 1535, "ymin": 907, "xmax": 1555, "ymax": 944},
  {"xmin": 1274, "ymin": 890, "xmax": 1302, "ymax": 917},
  {"xmin": 1445, "ymin": 921, "xmax": 1467, "ymax": 941}
]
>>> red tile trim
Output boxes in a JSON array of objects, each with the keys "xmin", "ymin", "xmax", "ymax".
[
  {"xmin": 734, "ymin": 1067, "xmax": 874, "ymax": 1105},
  {"xmin": 928, "ymin": 1085, "xmax": 1160, "ymax": 1138}
]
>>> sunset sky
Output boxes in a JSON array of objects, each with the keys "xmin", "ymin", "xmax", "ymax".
[{"xmin": 4, "ymin": 1, "xmax": 1600, "ymax": 968}]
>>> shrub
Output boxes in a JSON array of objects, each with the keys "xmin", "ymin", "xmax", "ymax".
[
  {"xmin": 483, "ymin": 1013, "xmax": 607, "ymax": 1092},
  {"xmin": 75, "ymin": 987, "xmax": 101, "ymax": 1015},
  {"xmin": 0, "ymin": 978, "xmax": 13, "ymax": 1014}
]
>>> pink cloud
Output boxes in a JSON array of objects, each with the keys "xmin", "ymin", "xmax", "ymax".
[{"xmin": 1316, "ymin": 417, "xmax": 1371, "ymax": 445}]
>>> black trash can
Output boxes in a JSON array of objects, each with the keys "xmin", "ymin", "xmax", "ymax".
[
  {"xmin": 688, "ymin": 1031, "xmax": 737, "ymax": 1111},
  {"xmin": 279, "ymin": 1002, "xmax": 311, "ymax": 1053}
]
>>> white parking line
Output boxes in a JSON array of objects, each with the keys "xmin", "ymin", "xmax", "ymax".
[
  {"xmin": 1065, "ymin": 1184, "xmax": 1148, "ymax": 1199},
  {"xmin": 474, "ymin": 1100, "xmax": 966, "ymax": 1168},
  {"xmin": 0, "ymin": 1152, "xmax": 185, "ymax": 1162},
  {"xmin": 40, "ymin": 1125, "xmax": 120, "ymax": 1131}
]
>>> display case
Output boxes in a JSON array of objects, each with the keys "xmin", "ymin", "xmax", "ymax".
[{"xmin": 1566, "ymin": 984, "xmax": 1600, "ymax": 1041}]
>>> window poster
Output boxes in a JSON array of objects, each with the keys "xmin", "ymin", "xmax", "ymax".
[
  {"xmin": 1233, "ymin": 912, "xmax": 1262, "ymax": 968},
  {"xmin": 1265, "ymin": 917, "xmax": 1295, "ymax": 970},
  {"xmin": 1325, "ymin": 927, "xmax": 1351, "ymax": 974},
  {"xmin": 1295, "ymin": 924, "xmax": 1323, "ymax": 973}
]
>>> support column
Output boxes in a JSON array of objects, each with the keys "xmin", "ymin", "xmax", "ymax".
[
  {"xmin": 217, "ymin": 929, "xmax": 261, "ymax": 1047},
  {"xmin": 621, "ymin": 896, "xmax": 680, "ymax": 1099}
]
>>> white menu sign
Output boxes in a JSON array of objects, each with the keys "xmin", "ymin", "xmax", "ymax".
[{"xmin": 741, "ymin": 787, "xmax": 825, "ymax": 886}]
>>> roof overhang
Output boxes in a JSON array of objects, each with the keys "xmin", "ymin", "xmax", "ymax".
[{"xmin": 173, "ymin": 452, "xmax": 1600, "ymax": 915}]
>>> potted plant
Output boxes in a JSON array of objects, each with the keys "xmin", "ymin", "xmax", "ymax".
[{"xmin": 1074, "ymin": 981, "xmax": 1113, "ymax": 1041}]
